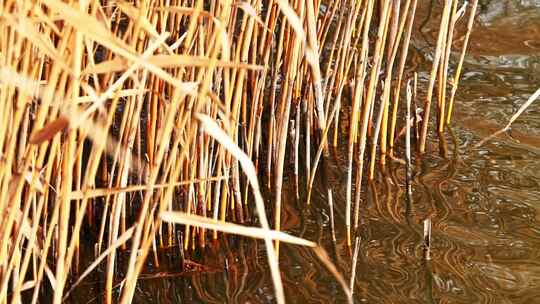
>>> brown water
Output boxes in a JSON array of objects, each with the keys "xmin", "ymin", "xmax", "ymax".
[{"xmin": 67, "ymin": 1, "xmax": 540, "ymax": 303}]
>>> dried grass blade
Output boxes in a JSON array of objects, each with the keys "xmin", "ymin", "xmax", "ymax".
[
  {"xmin": 161, "ymin": 212, "xmax": 315, "ymax": 247},
  {"xmin": 84, "ymin": 55, "xmax": 263, "ymax": 74}
]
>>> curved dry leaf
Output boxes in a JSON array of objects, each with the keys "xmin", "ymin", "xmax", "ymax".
[
  {"xmin": 196, "ymin": 113, "xmax": 285, "ymax": 304},
  {"xmin": 29, "ymin": 116, "xmax": 69, "ymax": 145}
]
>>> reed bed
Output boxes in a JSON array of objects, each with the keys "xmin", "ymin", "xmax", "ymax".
[{"xmin": 0, "ymin": 0, "xmax": 477, "ymax": 303}]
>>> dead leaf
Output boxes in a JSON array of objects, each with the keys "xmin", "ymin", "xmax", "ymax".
[{"xmin": 29, "ymin": 116, "xmax": 69, "ymax": 144}]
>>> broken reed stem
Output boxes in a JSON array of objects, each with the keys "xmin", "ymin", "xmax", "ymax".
[
  {"xmin": 294, "ymin": 103, "xmax": 300, "ymax": 199},
  {"xmin": 423, "ymin": 218, "xmax": 432, "ymax": 261},
  {"xmin": 476, "ymin": 86, "xmax": 540, "ymax": 148},
  {"xmin": 405, "ymin": 80, "xmax": 413, "ymax": 204},
  {"xmin": 328, "ymin": 189, "xmax": 336, "ymax": 243}
]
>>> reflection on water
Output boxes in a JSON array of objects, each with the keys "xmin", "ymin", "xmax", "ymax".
[{"xmin": 69, "ymin": 1, "xmax": 540, "ymax": 303}]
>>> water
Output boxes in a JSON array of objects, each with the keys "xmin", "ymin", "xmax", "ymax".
[{"xmin": 69, "ymin": 1, "xmax": 540, "ymax": 303}]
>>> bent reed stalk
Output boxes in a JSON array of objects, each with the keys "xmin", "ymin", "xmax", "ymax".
[{"xmin": 0, "ymin": 0, "xmax": 476, "ymax": 303}]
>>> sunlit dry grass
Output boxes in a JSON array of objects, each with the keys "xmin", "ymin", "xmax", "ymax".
[{"xmin": 0, "ymin": 0, "xmax": 479, "ymax": 303}]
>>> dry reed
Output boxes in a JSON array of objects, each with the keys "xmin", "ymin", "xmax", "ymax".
[{"xmin": 0, "ymin": 0, "xmax": 477, "ymax": 302}]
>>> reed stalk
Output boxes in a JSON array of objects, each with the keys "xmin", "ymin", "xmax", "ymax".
[
  {"xmin": 446, "ymin": 0, "xmax": 479, "ymax": 125},
  {"xmin": 419, "ymin": 0, "xmax": 453, "ymax": 153},
  {"xmin": 0, "ymin": 0, "xmax": 477, "ymax": 302}
]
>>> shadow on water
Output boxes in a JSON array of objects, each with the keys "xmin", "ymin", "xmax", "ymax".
[{"xmin": 64, "ymin": 1, "xmax": 540, "ymax": 303}]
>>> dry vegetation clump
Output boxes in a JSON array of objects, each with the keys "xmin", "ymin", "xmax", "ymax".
[{"xmin": 0, "ymin": 0, "xmax": 477, "ymax": 303}]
